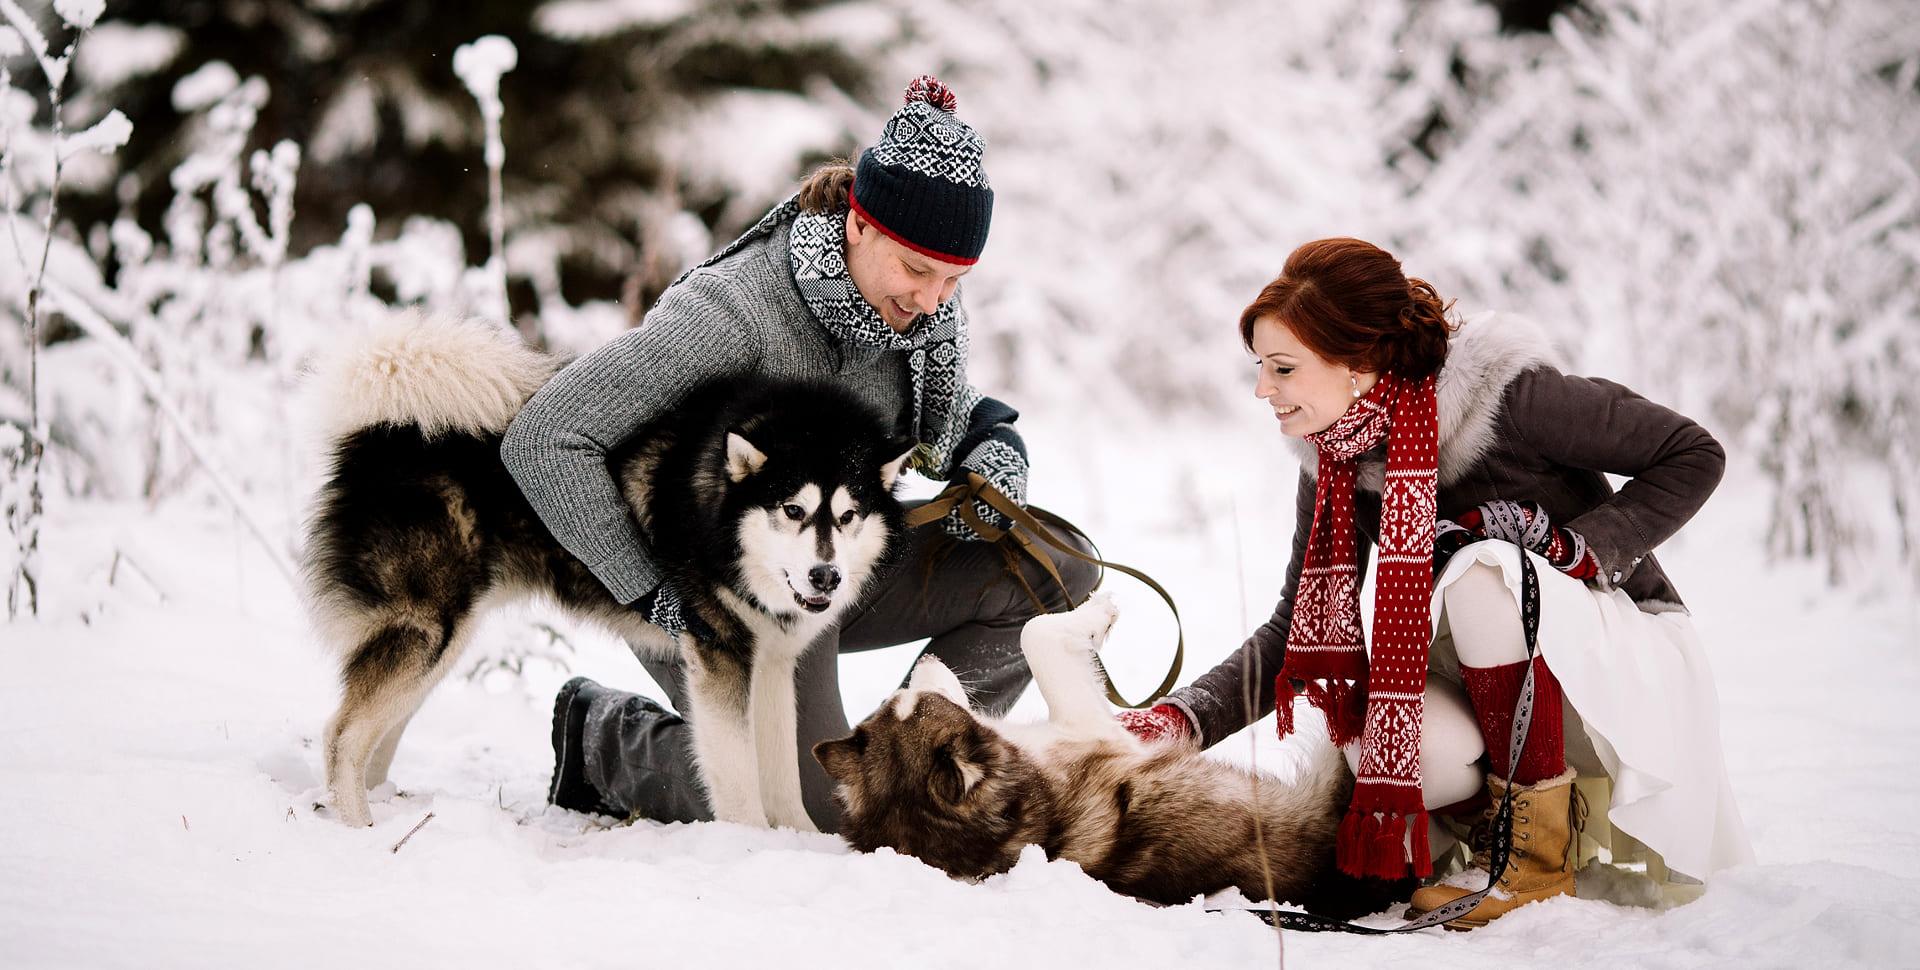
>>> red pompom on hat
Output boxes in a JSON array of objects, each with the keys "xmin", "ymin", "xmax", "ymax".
[{"xmin": 904, "ymin": 74, "xmax": 959, "ymax": 114}]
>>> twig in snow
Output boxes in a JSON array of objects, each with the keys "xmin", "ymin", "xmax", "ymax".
[
  {"xmin": 40, "ymin": 279, "xmax": 301, "ymax": 591},
  {"xmin": 1, "ymin": 4, "xmax": 120, "ymax": 618},
  {"xmin": 390, "ymin": 812, "xmax": 434, "ymax": 854},
  {"xmin": 180, "ymin": 814, "xmax": 189, "ymax": 831},
  {"xmin": 0, "ymin": 7, "xmax": 79, "ymax": 619},
  {"xmin": 107, "ymin": 548, "xmax": 170, "ymax": 605},
  {"xmin": 1231, "ymin": 496, "xmax": 1283, "ymax": 963}
]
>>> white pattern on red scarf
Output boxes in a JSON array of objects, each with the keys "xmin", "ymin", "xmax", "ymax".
[{"xmin": 1276, "ymin": 371, "xmax": 1439, "ymax": 880}]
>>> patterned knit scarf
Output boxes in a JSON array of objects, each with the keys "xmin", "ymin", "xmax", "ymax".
[
  {"xmin": 787, "ymin": 206, "xmax": 979, "ymax": 473},
  {"xmin": 1276, "ymin": 371, "xmax": 1440, "ymax": 880},
  {"xmin": 672, "ymin": 196, "xmax": 980, "ymax": 476}
]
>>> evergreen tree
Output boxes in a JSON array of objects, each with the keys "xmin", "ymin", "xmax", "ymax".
[{"xmin": 35, "ymin": 0, "xmax": 890, "ymax": 323}]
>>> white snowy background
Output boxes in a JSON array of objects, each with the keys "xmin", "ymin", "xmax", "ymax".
[{"xmin": 4, "ymin": 1, "xmax": 1919, "ymax": 967}]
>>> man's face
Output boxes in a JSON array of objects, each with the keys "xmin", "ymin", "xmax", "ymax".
[{"xmin": 843, "ymin": 211, "xmax": 972, "ymax": 333}]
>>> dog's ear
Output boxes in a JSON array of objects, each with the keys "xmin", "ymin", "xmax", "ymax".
[
  {"xmin": 878, "ymin": 439, "xmax": 915, "ymax": 491},
  {"xmin": 929, "ymin": 729, "xmax": 987, "ymax": 805},
  {"xmin": 813, "ymin": 735, "xmax": 859, "ymax": 782},
  {"xmin": 726, "ymin": 432, "xmax": 769, "ymax": 482}
]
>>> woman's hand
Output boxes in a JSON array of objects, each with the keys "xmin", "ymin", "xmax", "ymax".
[
  {"xmin": 1437, "ymin": 499, "xmax": 1598, "ymax": 580},
  {"xmin": 1117, "ymin": 704, "xmax": 1195, "ymax": 746}
]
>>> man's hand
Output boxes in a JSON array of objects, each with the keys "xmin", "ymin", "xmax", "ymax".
[{"xmin": 636, "ymin": 581, "xmax": 716, "ymax": 641}]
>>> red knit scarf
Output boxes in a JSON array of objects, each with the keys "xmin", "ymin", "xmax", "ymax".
[{"xmin": 1276, "ymin": 371, "xmax": 1439, "ymax": 880}]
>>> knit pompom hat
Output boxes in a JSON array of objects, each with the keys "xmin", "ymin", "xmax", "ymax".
[{"xmin": 851, "ymin": 75, "xmax": 994, "ymax": 265}]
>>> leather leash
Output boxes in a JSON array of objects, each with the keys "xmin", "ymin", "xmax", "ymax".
[{"xmin": 903, "ymin": 472, "xmax": 1184, "ymax": 709}]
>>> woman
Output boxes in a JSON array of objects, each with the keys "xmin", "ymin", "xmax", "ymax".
[{"xmin": 1119, "ymin": 238, "xmax": 1753, "ymax": 928}]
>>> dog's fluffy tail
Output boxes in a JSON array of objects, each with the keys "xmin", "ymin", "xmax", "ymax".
[{"xmin": 305, "ymin": 308, "xmax": 559, "ymax": 441}]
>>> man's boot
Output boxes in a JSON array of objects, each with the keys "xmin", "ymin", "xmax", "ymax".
[
  {"xmin": 549, "ymin": 676, "xmax": 620, "ymax": 816},
  {"xmin": 1406, "ymin": 768, "xmax": 1582, "ymax": 930}
]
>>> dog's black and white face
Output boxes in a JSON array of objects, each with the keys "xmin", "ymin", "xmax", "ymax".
[
  {"xmin": 814, "ymin": 661, "xmax": 1045, "ymax": 879},
  {"xmin": 720, "ymin": 429, "xmax": 912, "ymax": 622}
]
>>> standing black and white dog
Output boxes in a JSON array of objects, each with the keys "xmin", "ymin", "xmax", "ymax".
[
  {"xmin": 304, "ymin": 312, "xmax": 911, "ymax": 830},
  {"xmin": 816, "ymin": 595, "xmax": 1406, "ymax": 917}
]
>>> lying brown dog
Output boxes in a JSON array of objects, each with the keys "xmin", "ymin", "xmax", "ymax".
[{"xmin": 815, "ymin": 594, "xmax": 1406, "ymax": 917}]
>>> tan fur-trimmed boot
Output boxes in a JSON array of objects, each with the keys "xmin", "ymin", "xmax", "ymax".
[{"xmin": 1407, "ymin": 768, "xmax": 1581, "ymax": 930}]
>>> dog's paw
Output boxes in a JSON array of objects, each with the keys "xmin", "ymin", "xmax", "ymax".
[
  {"xmin": 319, "ymin": 789, "xmax": 375, "ymax": 828},
  {"xmin": 766, "ymin": 804, "xmax": 820, "ymax": 834},
  {"xmin": 1024, "ymin": 591, "xmax": 1120, "ymax": 654}
]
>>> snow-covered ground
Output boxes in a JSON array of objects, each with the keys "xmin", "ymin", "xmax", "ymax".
[{"xmin": 3, "ymin": 407, "xmax": 1918, "ymax": 970}]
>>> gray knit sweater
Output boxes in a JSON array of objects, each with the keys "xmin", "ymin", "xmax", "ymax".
[{"xmin": 500, "ymin": 209, "xmax": 1022, "ymax": 604}]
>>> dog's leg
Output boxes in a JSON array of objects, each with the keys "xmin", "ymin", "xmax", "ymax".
[
  {"xmin": 682, "ymin": 643, "xmax": 768, "ymax": 827},
  {"xmin": 363, "ymin": 704, "xmax": 421, "ymax": 791},
  {"xmin": 748, "ymin": 639, "xmax": 817, "ymax": 833},
  {"xmin": 1020, "ymin": 591, "xmax": 1126, "ymax": 736},
  {"xmin": 324, "ymin": 623, "xmax": 446, "ymax": 827}
]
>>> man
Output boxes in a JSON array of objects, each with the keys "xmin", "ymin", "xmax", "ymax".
[{"xmin": 500, "ymin": 75, "xmax": 1097, "ymax": 831}]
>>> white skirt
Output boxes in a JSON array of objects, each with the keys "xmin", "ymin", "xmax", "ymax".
[{"xmin": 1428, "ymin": 541, "xmax": 1756, "ymax": 881}]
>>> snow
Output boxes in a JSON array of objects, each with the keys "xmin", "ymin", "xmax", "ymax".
[
  {"xmin": 71, "ymin": 22, "xmax": 183, "ymax": 89},
  {"xmin": 3, "ymin": 411, "xmax": 1918, "ymax": 968},
  {"xmin": 58, "ymin": 107, "xmax": 128, "ymax": 157},
  {"xmin": 308, "ymin": 79, "xmax": 379, "ymax": 164},
  {"xmin": 653, "ymin": 89, "xmax": 851, "ymax": 227},
  {"xmin": 3, "ymin": 0, "xmax": 1917, "ymax": 964},
  {"xmin": 170, "ymin": 61, "xmax": 239, "ymax": 113},
  {"xmin": 533, "ymin": 0, "xmax": 702, "ymax": 41},
  {"xmin": 0, "ymin": 0, "xmax": 50, "ymax": 61},
  {"xmin": 452, "ymin": 35, "xmax": 517, "ymax": 125},
  {"xmin": 53, "ymin": 0, "xmax": 102, "ymax": 31}
]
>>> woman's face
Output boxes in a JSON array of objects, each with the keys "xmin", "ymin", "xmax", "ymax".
[{"xmin": 1248, "ymin": 314, "xmax": 1373, "ymax": 437}]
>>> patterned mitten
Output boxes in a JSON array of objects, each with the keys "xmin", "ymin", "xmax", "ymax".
[
  {"xmin": 1116, "ymin": 703, "xmax": 1195, "ymax": 745},
  {"xmin": 943, "ymin": 437, "xmax": 1030, "ymax": 541},
  {"xmin": 635, "ymin": 581, "xmax": 714, "ymax": 641},
  {"xmin": 1453, "ymin": 500, "xmax": 1599, "ymax": 581}
]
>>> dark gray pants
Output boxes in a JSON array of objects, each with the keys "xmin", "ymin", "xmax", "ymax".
[{"xmin": 577, "ymin": 508, "xmax": 1100, "ymax": 832}]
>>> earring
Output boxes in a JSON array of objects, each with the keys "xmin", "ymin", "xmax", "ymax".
[{"xmin": 1350, "ymin": 373, "xmax": 1362, "ymax": 399}]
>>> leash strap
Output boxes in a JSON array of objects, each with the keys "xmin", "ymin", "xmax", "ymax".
[
  {"xmin": 903, "ymin": 474, "xmax": 1185, "ymax": 709},
  {"xmin": 1209, "ymin": 542, "xmax": 1544, "ymax": 934}
]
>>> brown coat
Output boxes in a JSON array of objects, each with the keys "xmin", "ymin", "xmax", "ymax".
[{"xmin": 1168, "ymin": 312, "xmax": 1726, "ymax": 748}]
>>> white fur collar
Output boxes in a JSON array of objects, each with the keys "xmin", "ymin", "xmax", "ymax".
[{"xmin": 1283, "ymin": 311, "xmax": 1562, "ymax": 489}]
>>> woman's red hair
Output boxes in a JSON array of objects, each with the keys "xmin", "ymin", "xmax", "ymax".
[{"xmin": 1238, "ymin": 238, "xmax": 1455, "ymax": 377}]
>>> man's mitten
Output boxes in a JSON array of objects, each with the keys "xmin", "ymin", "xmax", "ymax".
[
  {"xmin": 636, "ymin": 581, "xmax": 715, "ymax": 641},
  {"xmin": 944, "ymin": 437, "xmax": 1029, "ymax": 540}
]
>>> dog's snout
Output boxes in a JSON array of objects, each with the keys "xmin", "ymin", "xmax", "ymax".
[{"xmin": 808, "ymin": 564, "xmax": 842, "ymax": 593}]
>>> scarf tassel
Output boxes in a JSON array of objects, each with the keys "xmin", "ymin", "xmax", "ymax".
[
  {"xmin": 1325, "ymin": 679, "xmax": 1366, "ymax": 747},
  {"xmin": 1274, "ymin": 675, "xmax": 1368, "ymax": 747},
  {"xmin": 1274, "ymin": 675, "xmax": 1297, "ymax": 739},
  {"xmin": 1334, "ymin": 807, "xmax": 1434, "ymax": 881}
]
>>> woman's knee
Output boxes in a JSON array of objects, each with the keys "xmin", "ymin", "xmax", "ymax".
[
  {"xmin": 1421, "ymin": 676, "xmax": 1486, "ymax": 810},
  {"xmin": 1442, "ymin": 561, "xmax": 1528, "ymax": 668},
  {"xmin": 1444, "ymin": 560, "xmax": 1510, "ymax": 611},
  {"xmin": 1338, "ymin": 677, "xmax": 1485, "ymax": 811}
]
